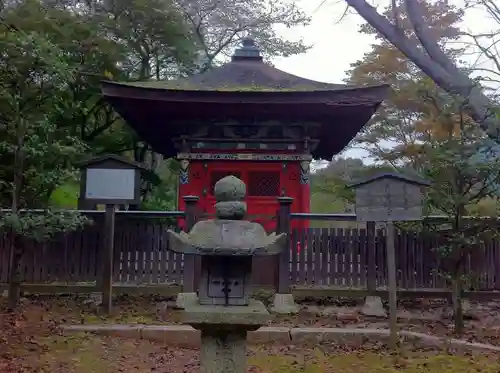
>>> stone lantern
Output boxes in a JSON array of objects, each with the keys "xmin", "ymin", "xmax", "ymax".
[{"xmin": 167, "ymin": 175, "xmax": 287, "ymax": 373}]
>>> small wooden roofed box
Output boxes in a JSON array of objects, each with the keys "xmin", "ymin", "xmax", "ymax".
[
  {"xmin": 348, "ymin": 172, "xmax": 431, "ymax": 222},
  {"xmin": 76, "ymin": 154, "xmax": 147, "ymax": 206}
]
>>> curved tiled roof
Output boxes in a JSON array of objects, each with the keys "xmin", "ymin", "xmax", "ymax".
[
  {"xmin": 101, "ymin": 38, "xmax": 389, "ymax": 160},
  {"xmin": 123, "ymin": 59, "xmax": 347, "ymax": 91},
  {"xmin": 116, "ymin": 38, "xmax": 356, "ymax": 92}
]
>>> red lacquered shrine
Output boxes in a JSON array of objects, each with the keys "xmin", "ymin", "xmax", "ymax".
[{"xmin": 101, "ymin": 39, "xmax": 388, "ymax": 231}]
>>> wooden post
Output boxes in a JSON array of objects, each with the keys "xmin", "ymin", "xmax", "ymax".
[
  {"xmin": 276, "ymin": 197, "xmax": 293, "ymax": 294},
  {"xmin": 182, "ymin": 195, "xmax": 199, "ymax": 293},
  {"xmin": 101, "ymin": 204, "xmax": 116, "ymax": 314},
  {"xmin": 366, "ymin": 221, "xmax": 376, "ymax": 293},
  {"xmin": 386, "ymin": 221, "xmax": 398, "ymax": 349}
]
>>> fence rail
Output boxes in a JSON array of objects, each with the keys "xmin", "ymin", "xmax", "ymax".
[{"xmin": 1, "ymin": 214, "xmax": 499, "ymax": 290}]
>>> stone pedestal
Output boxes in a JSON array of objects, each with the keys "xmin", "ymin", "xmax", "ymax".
[
  {"xmin": 270, "ymin": 293, "xmax": 299, "ymax": 315},
  {"xmin": 200, "ymin": 330, "xmax": 247, "ymax": 373},
  {"xmin": 361, "ymin": 296, "xmax": 387, "ymax": 317},
  {"xmin": 175, "ymin": 292, "xmax": 198, "ymax": 310},
  {"xmin": 182, "ymin": 295, "xmax": 270, "ymax": 373},
  {"xmin": 182, "ymin": 296, "xmax": 271, "ymax": 327}
]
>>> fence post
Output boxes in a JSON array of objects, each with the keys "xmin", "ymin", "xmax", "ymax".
[
  {"xmin": 362, "ymin": 221, "xmax": 387, "ymax": 318},
  {"xmin": 182, "ymin": 195, "xmax": 199, "ymax": 294},
  {"xmin": 276, "ymin": 197, "xmax": 293, "ymax": 293},
  {"xmin": 100, "ymin": 204, "xmax": 116, "ymax": 314},
  {"xmin": 366, "ymin": 221, "xmax": 376, "ymax": 292},
  {"xmin": 270, "ymin": 196, "xmax": 299, "ymax": 314}
]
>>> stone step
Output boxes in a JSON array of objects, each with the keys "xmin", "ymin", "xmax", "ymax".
[{"xmin": 60, "ymin": 324, "xmax": 500, "ymax": 353}]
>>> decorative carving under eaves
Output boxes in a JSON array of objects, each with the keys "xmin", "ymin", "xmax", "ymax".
[
  {"xmin": 309, "ymin": 140, "xmax": 319, "ymax": 152},
  {"xmin": 283, "ymin": 126, "xmax": 301, "ymax": 139},
  {"xmin": 179, "ymin": 159, "xmax": 189, "ymax": 184},
  {"xmin": 222, "ymin": 126, "xmax": 270, "ymax": 139},
  {"xmin": 303, "ymin": 122, "xmax": 322, "ymax": 137},
  {"xmin": 190, "ymin": 126, "xmax": 210, "ymax": 138}
]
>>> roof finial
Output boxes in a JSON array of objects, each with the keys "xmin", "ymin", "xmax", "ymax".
[{"xmin": 232, "ymin": 37, "xmax": 263, "ymax": 62}]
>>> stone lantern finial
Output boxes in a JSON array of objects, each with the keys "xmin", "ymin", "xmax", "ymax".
[{"xmin": 214, "ymin": 175, "xmax": 247, "ymax": 220}]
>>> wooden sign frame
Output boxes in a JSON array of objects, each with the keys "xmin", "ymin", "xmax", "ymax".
[{"xmin": 76, "ymin": 154, "xmax": 145, "ymax": 206}]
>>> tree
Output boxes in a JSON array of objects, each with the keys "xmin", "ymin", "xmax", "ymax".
[
  {"xmin": 3, "ymin": 0, "xmax": 127, "ymax": 147},
  {"xmin": 96, "ymin": 0, "xmax": 197, "ymax": 80},
  {"xmin": 311, "ymin": 157, "xmax": 365, "ymax": 214},
  {"xmin": 420, "ymin": 94, "xmax": 500, "ymax": 334},
  {"xmin": 461, "ymin": 0, "xmax": 500, "ymax": 91},
  {"xmin": 175, "ymin": 0, "xmax": 311, "ymax": 70},
  {"xmin": 0, "ymin": 27, "xmax": 87, "ymax": 309},
  {"xmin": 345, "ymin": 0, "xmax": 466, "ymax": 167},
  {"xmin": 310, "ymin": 157, "xmax": 398, "ymax": 216},
  {"xmin": 344, "ymin": 0, "xmax": 500, "ymax": 142},
  {"xmin": 31, "ymin": 0, "xmax": 313, "ymax": 209},
  {"xmin": 10, "ymin": 0, "xmax": 196, "ymax": 208}
]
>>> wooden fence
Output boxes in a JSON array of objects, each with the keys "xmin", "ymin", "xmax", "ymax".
[
  {"xmin": 288, "ymin": 227, "xmax": 499, "ymax": 290},
  {"xmin": 1, "ymin": 213, "xmax": 499, "ymax": 291}
]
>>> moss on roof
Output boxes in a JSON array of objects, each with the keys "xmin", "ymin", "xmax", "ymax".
[
  {"xmin": 115, "ymin": 80, "xmax": 337, "ymax": 92},
  {"xmin": 115, "ymin": 58, "xmax": 350, "ymax": 92}
]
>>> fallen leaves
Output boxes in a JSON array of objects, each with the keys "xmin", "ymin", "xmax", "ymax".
[{"xmin": 1, "ymin": 295, "xmax": 500, "ymax": 372}]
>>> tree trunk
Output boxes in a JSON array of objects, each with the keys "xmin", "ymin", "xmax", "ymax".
[
  {"xmin": 7, "ymin": 235, "xmax": 23, "ymax": 310},
  {"xmin": 8, "ymin": 116, "xmax": 25, "ymax": 310},
  {"xmin": 451, "ymin": 277, "xmax": 464, "ymax": 335}
]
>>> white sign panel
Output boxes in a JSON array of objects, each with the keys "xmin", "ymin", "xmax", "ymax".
[{"xmin": 85, "ymin": 168, "xmax": 136, "ymax": 200}]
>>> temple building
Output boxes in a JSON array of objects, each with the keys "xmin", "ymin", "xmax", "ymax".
[{"xmin": 101, "ymin": 38, "xmax": 388, "ymax": 230}]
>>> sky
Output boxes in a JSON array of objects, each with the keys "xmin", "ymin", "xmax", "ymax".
[{"xmin": 270, "ymin": 0, "xmax": 498, "ymax": 168}]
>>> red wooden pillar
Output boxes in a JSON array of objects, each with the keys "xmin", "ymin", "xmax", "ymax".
[
  {"xmin": 182, "ymin": 195, "xmax": 199, "ymax": 293},
  {"xmin": 276, "ymin": 197, "xmax": 293, "ymax": 293},
  {"xmin": 299, "ymin": 160, "xmax": 311, "ymax": 231}
]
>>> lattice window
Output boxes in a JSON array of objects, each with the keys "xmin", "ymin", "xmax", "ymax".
[
  {"xmin": 210, "ymin": 171, "xmax": 242, "ymax": 195},
  {"xmin": 248, "ymin": 171, "xmax": 280, "ymax": 196}
]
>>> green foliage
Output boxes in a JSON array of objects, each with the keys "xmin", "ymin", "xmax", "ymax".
[
  {"xmin": 97, "ymin": 0, "xmax": 197, "ymax": 79},
  {"xmin": 0, "ymin": 210, "xmax": 88, "ymax": 241},
  {"xmin": 346, "ymin": 0, "xmax": 465, "ymax": 167},
  {"xmin": 142, "ymin": 158, "xmax": 179, "ymax": 211},
  {"xmin": 0, "ymin": 26, "xmax": 87, "ymax": 206},
  {"xmin": 423, "ymin": 130, "xmax": 500, "ymax": 277},
  {"xmin": 310, "ymin": 157, "xmax": 401, "ymax": 216},
  {"xmin": 0, "ymin": 0, "xmax": 195, "ymax": 211},
  {"xmin": 50, "ymin": 182, "xmax": 80, "ymax": 208},
  {"xmin": 0, "ymin": 23, "xmax": 91, "ymax": 307},
  {"xmin": 416, "ymin": 94, "xmax": 500, "ymax": 333}
]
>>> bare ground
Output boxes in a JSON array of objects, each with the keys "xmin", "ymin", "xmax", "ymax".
[
  {"xmin": 27, "ymin": 294, "xmax": 499, "ymax": 345},
  {"xmin": 1, "ymin": 295, "xmax": 500, "ymax": 372}
]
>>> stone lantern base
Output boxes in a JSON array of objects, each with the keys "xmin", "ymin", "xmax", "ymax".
[
  {"xmin": 182, "ymin": 295, "xmax": 271, "ymax": 373},
  {"xmin": 175, "ymin": 292, "xmax": 198, "ymax": 310},
  {"xmin": 270, "ymin": 293, "xmax": 300, "ymax": 315}
]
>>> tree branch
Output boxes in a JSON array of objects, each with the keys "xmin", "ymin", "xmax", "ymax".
[
  {"xmin": 404, "ymin": 1, "xmax": 464, "ymax": 78},
  {"xmin": 344, "ymin": 0, "xmax": 456, "ymax": 87},
  {"xmin": 345, "ymin": 0, "xmax": 500, "ymax": 139}
]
